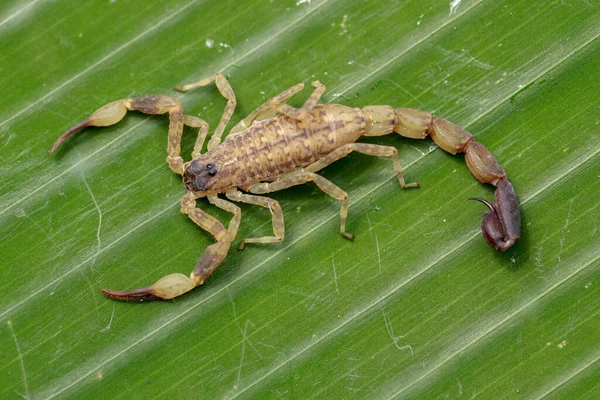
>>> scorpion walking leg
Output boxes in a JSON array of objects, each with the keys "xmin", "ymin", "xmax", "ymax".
[
  {"xmin": 277, "ymin": 80, "xmax": 326, "ymax": 120},
  {"xmin": 175, "ymin": 73, "xmax": 236, "ymax": 151},
  {"xmin": 225, "ymin": 190, "xmax": 285, "ymax": 250},
  {"xmin": 101, "ymin": 192, "xmax": 239, "ymax": 301},
  {"xmin": 249, "ymin": 170, "xmax": 354, "ymax": 240},
  {"xmin": 230, "ymin": 82, "xmax": 305, "ymax": 134},
  {"xmin": 304, "ymin": 143, "xmax": 420, "ymax": 189},
  {"xmin": 183, "ymin": 115, "xmax": 209, "ymax": 159}
]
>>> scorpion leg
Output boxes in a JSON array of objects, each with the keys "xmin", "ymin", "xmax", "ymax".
[
  {"xmin": 304, "ymin": 143, "xmax": 420, "ymax": 189},
  {"xmin": 249, "ymin": 170, "xmax": 354, "ymax": 240},
  {"xmin": 225, "ymin": 190, "xmax": 284, "ymax": 250},
  {"xmin": 183, "ymin": 115, "xmax": 209, "ymax": 159},
  {"xmin": 102, "ymin": 192, "xmax": 239, "ymax": 301},
  {"xmin": 230, "ymin": 82, "xmax": 305, "ymax": 134},
  {"xmin": 175, "ymin": 73, "xmax": 236, "ymax": 151},
  {"xmin": 277, "ymin": 80, "xmax": 326, "ymax": 120}
]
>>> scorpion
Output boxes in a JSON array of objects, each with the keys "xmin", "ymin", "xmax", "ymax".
[{"xmin": 50, "ymin": 73, "xmax": 520, "ymax": 302}]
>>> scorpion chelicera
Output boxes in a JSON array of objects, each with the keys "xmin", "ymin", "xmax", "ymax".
[{"xmin": 50, "ymin": 73, "xmax": 520, "ymax": 302}]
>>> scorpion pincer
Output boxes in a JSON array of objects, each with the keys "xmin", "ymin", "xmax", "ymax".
[{"xmin": 50, "ymin": 73, "xmax": 520, "ymax": 301}]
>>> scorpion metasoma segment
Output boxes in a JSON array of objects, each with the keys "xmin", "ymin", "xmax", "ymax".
[{"xmin": 50, "ymin": 73, "xmax": 520, "ymax": 302}]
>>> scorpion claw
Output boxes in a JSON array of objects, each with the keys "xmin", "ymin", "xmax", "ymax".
[
  {"xmin": 101, "ymin": 273, "xmax": 198, "ymax": 302},
  {"xmin": 469, "ymin": 179, "xmax": 520, "ymax": 252},
  {"xmin": 50, "ymin": 120, "xmax": 93, "ymax": 154},
  {"xmin": 49, "ymin": 100, "xmax": 129, "ymax": 154},
  {"xmin": 101, "ymin": 287, "xmax": 165, "ymax": 302}
]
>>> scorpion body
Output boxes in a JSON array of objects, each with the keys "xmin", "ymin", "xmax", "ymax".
[
  {"xmin": 51, "ymin": 73, "xmax": 520, "ymax": 302},
  {"xmin": 186, "ymin": 104, "xmax": 366, "ymax": 192}
]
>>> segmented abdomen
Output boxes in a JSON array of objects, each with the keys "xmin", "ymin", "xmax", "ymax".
[{"xmin": 221, "ymin": 104, "xmax": 366, "ymax": 188}]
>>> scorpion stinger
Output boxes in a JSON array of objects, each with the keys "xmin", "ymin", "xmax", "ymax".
[{"xmin": 469, "ymin": 179, "xmax": 520, "ymax": 251}]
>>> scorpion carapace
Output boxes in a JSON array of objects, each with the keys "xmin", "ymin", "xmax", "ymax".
[{"xmin": 50, "ymin": 73, "xmax": 520, "ymax": 302}]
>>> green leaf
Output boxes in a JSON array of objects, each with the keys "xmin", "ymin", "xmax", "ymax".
[{"xmin": 1, "ymin": 0, "xmax": 598, "ymax": 398}]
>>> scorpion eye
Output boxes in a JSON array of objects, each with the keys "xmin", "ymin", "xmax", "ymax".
[{"xmin": 206, "ymin": 163, "xmax": 218, "ymax": 176}]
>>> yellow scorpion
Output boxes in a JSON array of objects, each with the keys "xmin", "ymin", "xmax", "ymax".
[{"xmin": 51, "ymin": 73, "xmax": 520, "ymax": 301}]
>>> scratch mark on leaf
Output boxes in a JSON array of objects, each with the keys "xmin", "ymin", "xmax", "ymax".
[
  {"xmin": 385, "ymin": 79, "xmax": 425, "ymax": 107},
  {"xmin": 257, "ymin": 341, "xmax": 278, "ymax": 350},
  {"xmin": 25, "ymin": 214, "xmax": 56, "ymax": 245},
  {"xmin": 533, "ymin": 246, "xmax": 544, "ymax": 267},
  {"xmin": 456, "ymin": 377, "xmax": 463, "ymax": 397},
  {"xmin": 375, "ymin": 232, "xmax": 382, "ymax": 274},
  {"xmin": 7, "ymin": 320, "xmax": 30, "ymax": 400},
  {"xmin": 81, "ymin": 172, "xmax": 102, "ymax": 273},
  {"xmin": 381, "ymin": 308, "xmax": 413, "ymax": 355},
  {"xmin": 449, "ymin": 0, "xmax": 462, "ymax": 16},
  {"xmin": 0, "ymin": 219, "xmax": 25, "ymax": 242},
  {"xmin": 410, "ymin": 145, "xmax": 427, "ymax": 156},
  {"xmin": 228, "ymin": 291, "xmax": 259, "ymax": 393},
  {"xmin": 365, "ymin": 210, "xmax": 373, "ymax": 238},
  {"xmin": 365, "ymin": 210, "xmax": 382, "ymax": 274},
  {"xmin": 101, "ymin": 304, "xmax": 116, "ymax": 333},
  {"xmin": 79, "ymin": 269, "xmax": 101, "ymax": 319},
  {"xmin": 558, "ymin": 198, "xmax": 574, "ymax": 262},
  {"xmin": 331, "ymin": 253, "xmax": 340, "ymax": 294}
]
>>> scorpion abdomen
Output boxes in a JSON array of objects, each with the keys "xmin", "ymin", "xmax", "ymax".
[{"xmin": 217, "ymin": 104, "xmax": 366, "ymax": 189}]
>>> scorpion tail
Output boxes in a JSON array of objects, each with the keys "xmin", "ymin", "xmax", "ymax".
[{"xmin": 392, "ymin": 108, "xmax": 521, "ymax": 251}]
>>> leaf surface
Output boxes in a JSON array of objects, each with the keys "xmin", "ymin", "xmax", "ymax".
[{"xmin": 0, "ymin": 0, "xmax": 598, "ymax": 398}]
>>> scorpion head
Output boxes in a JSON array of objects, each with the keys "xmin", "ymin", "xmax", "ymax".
[{"xmin": 183, "ymin": 159, "xmax": 220, "ymax": 193}]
